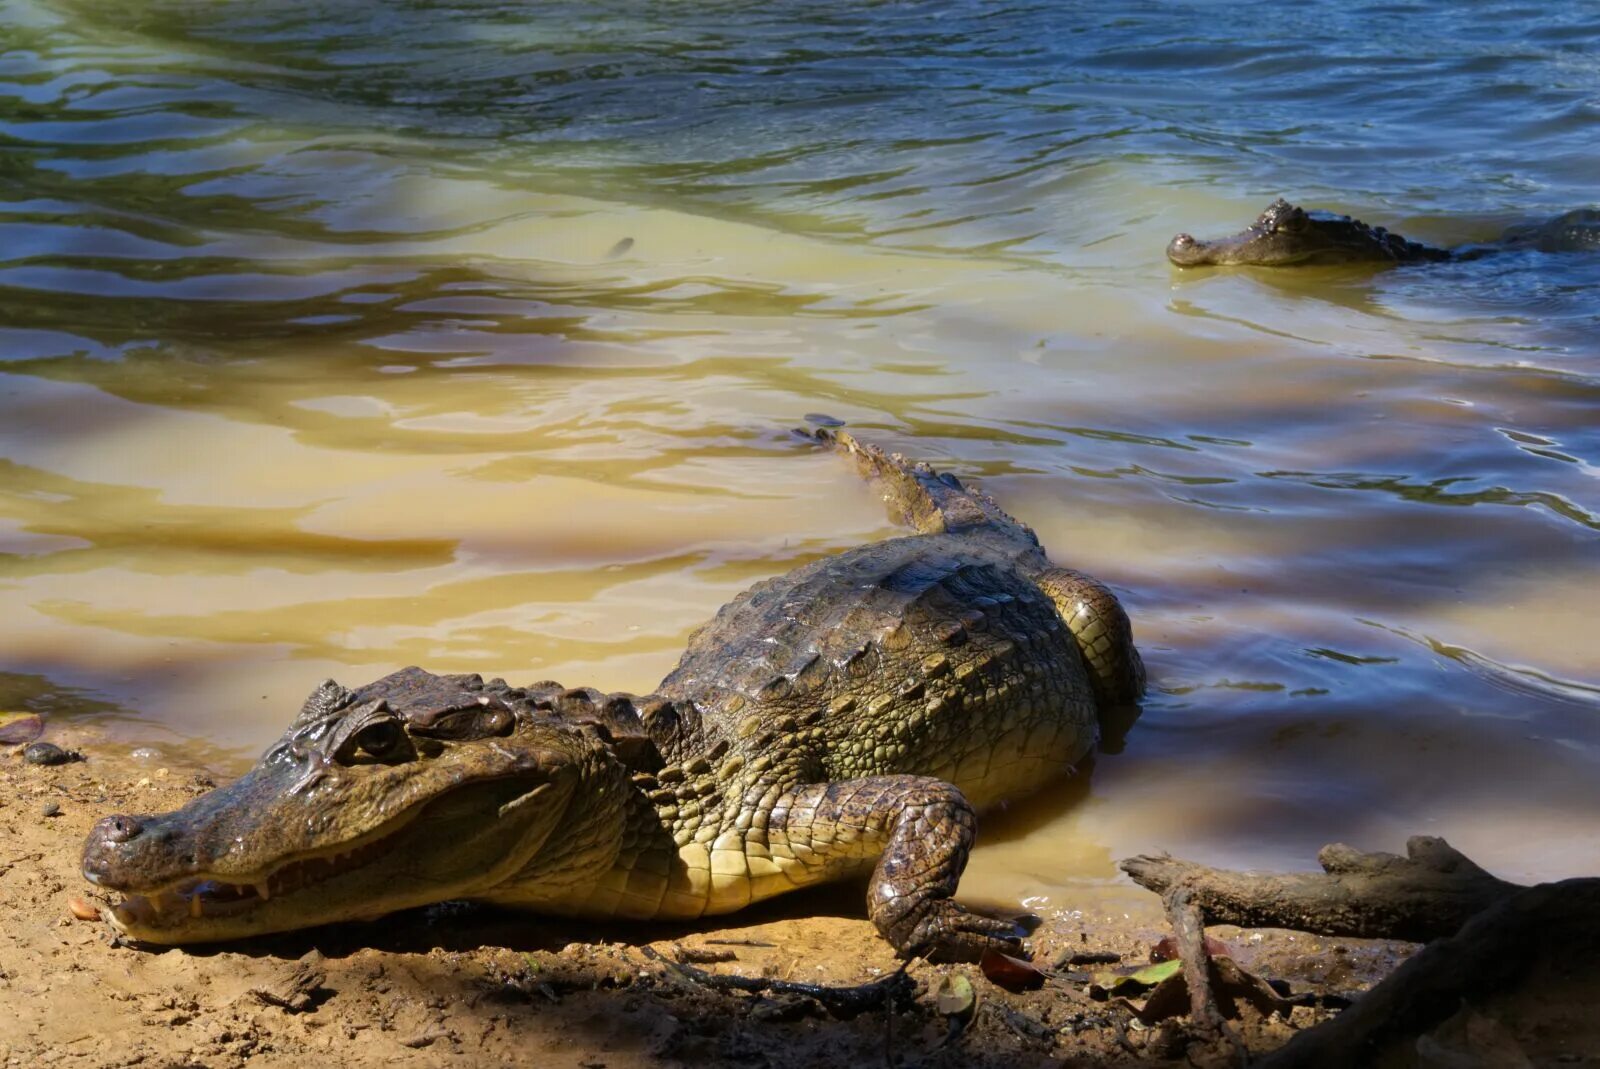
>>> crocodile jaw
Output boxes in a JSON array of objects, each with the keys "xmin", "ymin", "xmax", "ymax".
[
  {"xmin": 93, "ymin": 806, "xmax": 430, "ymax": 943},
  {"xmin": 84, "ymin": 763, "xmax": 573, "ymax": 944}
]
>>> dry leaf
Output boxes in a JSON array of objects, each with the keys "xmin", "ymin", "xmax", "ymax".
[
  {"xmin": 1151, "ymin": 933, "xmax": 1231, "ymax": 962},
  {"xmin": 0, "ymin": 712, "xmax": 43, "ymax": 746},
  {"xmin": 980, "ymin": 949, "xmax": 1046, "ymax": 992}
]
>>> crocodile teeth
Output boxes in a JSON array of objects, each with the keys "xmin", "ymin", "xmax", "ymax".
[
  {"xmin": 189, "ymin": 893, "xmax": 203, "ymax": 919},
  {"xmin": 255, "ymin": 882, "xmax": 271, "ymax": 902}
]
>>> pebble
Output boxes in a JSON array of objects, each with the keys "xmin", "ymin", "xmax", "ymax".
[
  {"xmin": 23, "ymin": 742, "xmax": 73, "ymax": 766},
  {"xmin": 67, "ymin": 896, "xmax": 100, "ymax": 921},
  {"xmin": 40, "ymin": 802, "xmax": 60, "ymax": 818}
]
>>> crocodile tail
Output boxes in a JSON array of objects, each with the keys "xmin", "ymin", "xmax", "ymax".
[{"xmin": 805, "ymin": 427, "xmax": 1037, "ymax": 541}]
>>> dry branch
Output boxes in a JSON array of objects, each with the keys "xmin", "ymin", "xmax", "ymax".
[{"xmin": 1121, "ymin": 835, "xmax": 1520, "ymax": 942}]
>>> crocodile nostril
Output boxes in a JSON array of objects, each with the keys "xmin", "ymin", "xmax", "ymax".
[
  {"xmin": 1173, "ymin": 233, "xmax": 1194, "ymax": 245},
  {"xmin": 97, "ymin": 814, "xmax": 143, "ymax": 844}
]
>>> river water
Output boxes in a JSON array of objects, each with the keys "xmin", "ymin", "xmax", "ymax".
[{"xmin": 3, "ymin": 1, "xmax": 1597, "ymax": 915}]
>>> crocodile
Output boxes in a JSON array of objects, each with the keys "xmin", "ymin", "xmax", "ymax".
[
  {"xmin": 82, "ymin": 430, "xmax": 1143, "ymax": 961},
  {"xmin": 1167, "ymin": 198, "xmax": 1600, "ymax": 267}
]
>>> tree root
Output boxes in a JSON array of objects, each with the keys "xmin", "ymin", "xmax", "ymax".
[
  {"xmin": 1255, "ymin": 877, "xmax": 1600, "ymax": 1068},
  {"xmin": 1119, "ymin": 836, "xmax": 1600, "ymax": 1067}
]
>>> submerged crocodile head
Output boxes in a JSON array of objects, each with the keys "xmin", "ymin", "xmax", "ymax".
[
  {"xmin": 1167, "ymin": 198, "xmax": 1451, "ymax": 267},
  {"xmin": 81, "ymin": 670, "xmax": 634, "ymax": 944}
]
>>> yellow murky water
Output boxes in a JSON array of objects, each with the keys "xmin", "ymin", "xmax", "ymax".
[{"xmin": 3, "ymin": 0, "xmax": 1598, "ymax": 920}]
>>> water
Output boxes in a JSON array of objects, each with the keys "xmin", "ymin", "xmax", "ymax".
[{"xmin": 3, "ymin": 0, "xmax": 1597, "ymax": 913}]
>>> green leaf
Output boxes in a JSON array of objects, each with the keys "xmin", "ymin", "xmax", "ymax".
[
  {"xmin": 1128, "ymin": 959, "xmax": 1184, "ymax": 986},
  {"xmin": 1090, "ymin": 958, "xmax": 1183, "ymax": 996},
  {"xmin": 933, "ymin": 973, "xmax": 975, "ymax": 1017}
]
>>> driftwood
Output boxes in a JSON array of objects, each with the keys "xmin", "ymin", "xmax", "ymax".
[
  {"xmin": 1121, "ymin": 836, "xmax": 1520, "ymax": 942},
  {"xmin": 1119, "ymin": 837, "xmax": 1600, "ymax": 1067}
]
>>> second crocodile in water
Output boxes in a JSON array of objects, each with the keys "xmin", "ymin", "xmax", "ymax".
[
  {"xmin": 82, "ymin": 430, "xmax": 1143, "ymax": 961},
  {"xmin": 1168, "ymin": 198, "xmax": 1600, "ymax": 267}
]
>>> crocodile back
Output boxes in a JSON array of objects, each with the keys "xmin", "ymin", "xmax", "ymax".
[{"xmin": 655, "ymin": 533, "xmax": 1098, "ymax": 810}]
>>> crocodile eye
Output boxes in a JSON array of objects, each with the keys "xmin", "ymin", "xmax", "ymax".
[
  {"xmin": 1282, "ymin": 209, "xmax": 1307, "ymax": 232},
  {"xmin": 355, "ymin": 720, "xmax": 409, "ymax": 760}
]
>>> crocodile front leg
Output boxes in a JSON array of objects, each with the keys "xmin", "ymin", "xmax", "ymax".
[{"xmin": 771, "ymin": 776, "xmax": 1020, "ymax": 961}]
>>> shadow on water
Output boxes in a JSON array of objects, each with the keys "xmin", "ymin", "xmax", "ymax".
[
  {"xmin": 0, "ymin": 458, "xmax": 459, "ymax": 577},
  {"xmin": 1167, "ymin": 247, "xmax": 1600, "ymax": 375}
]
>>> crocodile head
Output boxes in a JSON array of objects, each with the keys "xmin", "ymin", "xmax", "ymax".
[
  {"xmin": 81, "ymin": 671, "xmax": 623, "ymax": 943},
  {"xmin": 1168, "ymin": 198, "xmax": 1448, "ymax": 267}
]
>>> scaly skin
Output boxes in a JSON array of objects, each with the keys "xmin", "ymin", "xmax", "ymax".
[
  {"xmin": 1168, "ymin": 199, "xmax": 1600, "ymax": 267},
  {"xmin": 1168, "ymin": 199, "xmax": 1451, "ymax": 266},
  {"xmin": 82, "ymin": 430, "xmax": 1143, "ymax": 961}
]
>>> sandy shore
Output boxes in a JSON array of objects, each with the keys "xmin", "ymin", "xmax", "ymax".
[{"xmin": 2, "ymin": 728, "xmax": 1419, "ymax": 1068}]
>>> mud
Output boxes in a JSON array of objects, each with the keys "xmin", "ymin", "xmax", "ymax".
[{"xmin": 0, "ymin": 729, "xmax": 1438, "ymax": 1068}]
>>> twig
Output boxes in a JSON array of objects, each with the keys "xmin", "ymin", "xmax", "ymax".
[
  {"xmin": 1163, "ymin": 884, "xmax": 1246, "ymax": 1066},
  {"xmin": 640, "ymin": 945, "xmax": 914, "ymax": 1017}
]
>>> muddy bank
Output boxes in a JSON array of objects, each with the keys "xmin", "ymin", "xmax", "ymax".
[{"xmin": 0, "ymin": 729, "xmax": 1434, "ymax": 1068}]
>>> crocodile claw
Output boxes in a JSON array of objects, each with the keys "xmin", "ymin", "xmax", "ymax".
[{"xmin": 901, "ymin": 901, "xmax": 1028, "ymax": 963}]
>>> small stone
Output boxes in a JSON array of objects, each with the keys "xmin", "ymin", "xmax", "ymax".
[
  {"xmin": 40, "ymin": 802, "xmax": 60, "ymax": 818},
  {"xmin": 23, "ymin": 742, "xmax": 74, "ymax": 766},
  {"xmin": 130, "ymin": 747, "xmax": 161, "ymax": 762},
  {"xmin": 673, "ymin": 944, "xmax": 737, "ymax": 965}
]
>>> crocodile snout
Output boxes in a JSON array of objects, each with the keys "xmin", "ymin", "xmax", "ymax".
[
  {"xmin": 1166, "ymin": 231, "xmax": 1210, "ymax": 266},
  {"xmin": 82, "ymin": 812, "xmax": 164, "ymax": 889}
]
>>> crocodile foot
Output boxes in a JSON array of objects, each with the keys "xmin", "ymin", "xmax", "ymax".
[{"xmin": 896, "ymin": 900, "xmax": 1026, "ymax": 963}]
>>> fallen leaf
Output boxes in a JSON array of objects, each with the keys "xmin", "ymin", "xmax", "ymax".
[
  {"xmin": 1137, "ymin": 973, "xmax": 1192, "ymax": 1023},
  {"xmin": 1133, "ymin": 957, "xmax": 1296, "ymax": 1025},
  {"xmin": 1151, "ymin": 934, "xmax": 1232, "ymax": 962},
  {"xmin": 1089, "ymin": 958, "xmax": 1183, "ymax": 998},
  {"xmin": 0, "ymin": 712, "xmax": 43, "ymax": 746},
  {"xmin": 67, "ymin": 896, "xmax": 100, "ymax": 921},
  {"xmin": 932, "ymin": 973, "xmax": 975, "ymax": 1017},
  {"xmin": 1213, "ymin": 957, "xmax": 1295, "ymax": 1019},
  {"xmin": 980, "ymin": 949, "xmax": 1046, "ymax": 992},
  {"xmin": 1129, "ymin": 959, "xmax": 1185, "ymax": 985}
]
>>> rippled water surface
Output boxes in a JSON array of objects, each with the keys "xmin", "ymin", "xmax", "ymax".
[{"xmin": 3, "ymin": 0, "xmax": 1598, "ymax": 913}]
